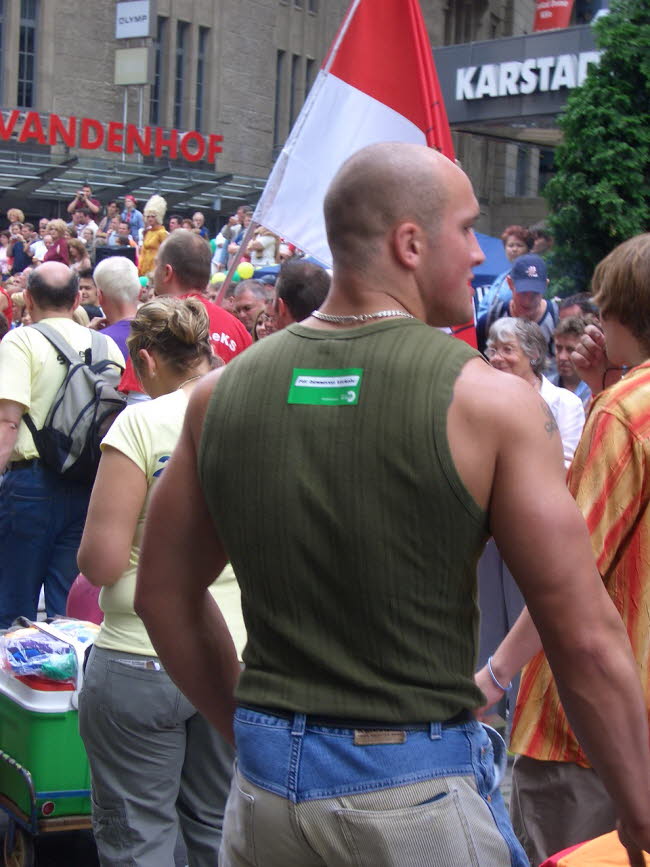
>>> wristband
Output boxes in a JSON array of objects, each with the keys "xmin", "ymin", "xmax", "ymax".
[{"xmin": 487, "ymin": 656, "xmax": 512, "ymax": 692}]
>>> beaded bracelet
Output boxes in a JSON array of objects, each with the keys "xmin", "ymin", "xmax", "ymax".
[{"xmin": 487, "ymin": 656, "xmax": 512, "ymax": 692}]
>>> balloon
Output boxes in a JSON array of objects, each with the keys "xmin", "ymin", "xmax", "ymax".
[
  {"xmin": 139, "ymin": 276, "xmax": 148, "ymax": 287},
  {"xmin": 231, "ymin": 271, "xmax": 241, "ymax": 283},
  {"xmin": 210, "ymin": 272, "xmax": 226, "ymax": 284},
  {"xmin": 237, "ymin": 262, "xmax": 254, "ymax": 280}
]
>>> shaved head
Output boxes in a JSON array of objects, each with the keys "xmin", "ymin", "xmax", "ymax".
[{"xmin": 323, "ymin": 142, "xmax": 454, "ymax": 270}]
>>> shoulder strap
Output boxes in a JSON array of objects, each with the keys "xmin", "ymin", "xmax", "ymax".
[
  {"xmin": 31, "ymin": 321, "xmax": 111, "ymax": 366},
  {"xmin": 89, "ymin": 328, "xmax": 110, "ymax": 364},
  {"xmin": 23, "ymin": 322, "xmax": 81, "ymax": 436},
  {"xmin": 30, "ymin": 321, "xmax": 82, "ymax": 367}
]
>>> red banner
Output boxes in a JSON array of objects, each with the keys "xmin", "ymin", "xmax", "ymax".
[{"xmin": 533, "ymin": 0, "xmax": 575, "ymax": 31}]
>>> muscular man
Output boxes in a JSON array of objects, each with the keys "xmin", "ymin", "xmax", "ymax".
[
  {"xmin": 477, "ymin": 233, "xmax": 650, "ymax": 865},
  {"xmin": 273, "ymin": 260, "xmax": 331, "ymax": 329},
  {"xmin": 0, "ymin": 263, "xmax": 124, "ymax": 625},
  {"xmin": 135, "ymin": 144, "xmax": 650, "ymax": 867}
]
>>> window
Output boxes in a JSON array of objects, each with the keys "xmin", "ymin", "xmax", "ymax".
[
  {"xmin": 195, "ymin": 26, "xmax": 209, "ymax": 131},
  {"xmin": 273, "ymin": 50, "xmax": 285, "ymax": 150},
  {"xmin": 150, "ymin": 16, "xmax": 167, "ymax": 126},
  {"xmin": 174, "ymin": 21, "xmax": 189, "ymax": 129},
  {"xmin": 18, "ymin": 0, "xmax": 38, "ymax": 109},
  {"xmin": 538, "ymin": 148, "xmax": 555, "ymax": 194},
  {"xmin": 289, "ymin": 54, "xmax": 300, "ymax": 127},
  {"xmin": 308, "ymin": 0, "xmax": 318, "ymax": 11},
  {"xmin": 515, "ymin": 147, "xmax": 530, "ymax": 197},
  {"xmin": 294, "ymin": 0, "xmax": 304, "ymax": 8},
  {"xmin": 305, "ymin": 58, "xmax": 315, "ymax": 98}
]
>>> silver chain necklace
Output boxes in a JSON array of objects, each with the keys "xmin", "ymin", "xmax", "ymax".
[{"xmin": 311, "ymin": 309, "xmax": 415, "ymax": 324}]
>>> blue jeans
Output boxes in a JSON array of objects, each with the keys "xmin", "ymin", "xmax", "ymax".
[
  {"xmin": 220, "ymin": 707, "xmax": 528, "ymax": 866},
  {"xmin": 0, "ymin": 462, "xmax": 90, "ymax": 627}
]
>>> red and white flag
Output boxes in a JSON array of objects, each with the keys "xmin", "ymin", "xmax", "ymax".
[{"xmin": 254, "ymin": 0, "xmax": 455, "ymax": 268}]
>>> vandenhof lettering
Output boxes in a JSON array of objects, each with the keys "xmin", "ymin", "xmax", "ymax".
[
  {"xmin": 0, "ymin": 110, "xmax": 223, "ymax": 164},
  {"xmin": 455, "ymin": 51, "xmax": 601, "ymax": 101}
]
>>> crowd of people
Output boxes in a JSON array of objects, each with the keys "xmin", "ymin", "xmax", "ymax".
[{"xmin": 1, "ymin": 146, "xmax": 650, "ymax": 867}]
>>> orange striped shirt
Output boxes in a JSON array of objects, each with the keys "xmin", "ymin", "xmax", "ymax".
[{"xmin": 510, "ymin": 361, "xmax": 650, "ymax": 766}]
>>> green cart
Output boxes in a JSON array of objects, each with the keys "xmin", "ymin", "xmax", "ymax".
[{"xmin": 0, "ymin": 622, "xmax": 93, "ymax": 866}]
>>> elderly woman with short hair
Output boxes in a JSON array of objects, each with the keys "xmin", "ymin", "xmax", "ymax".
[{"xmin": 486, "ymin": 317, "xmax": 584, "ymax": 466}]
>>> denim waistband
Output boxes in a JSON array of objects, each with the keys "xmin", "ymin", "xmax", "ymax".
[
  {"xmin": 239, "ymin": 703, "xmax": 474, "ymax": 732},
  {"xmin": 233, "ymin": 705, "xmax": 501, "ymax": 804}
]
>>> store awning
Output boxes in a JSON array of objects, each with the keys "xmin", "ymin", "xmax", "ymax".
[{"xmin": 0, "ymin": 148, "xmax": 268, "ymax": 214}]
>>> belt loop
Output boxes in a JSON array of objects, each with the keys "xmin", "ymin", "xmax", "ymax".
[
  {"xmin": 429, "ymin": 722, "xmax": 442, "ymax": 740},
  {"xmin": 287, "ymin": 713, "xmax": 306, "ymax": 802}
]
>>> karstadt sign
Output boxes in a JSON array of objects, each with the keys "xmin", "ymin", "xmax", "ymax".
[
  {"xmin": 434, "ymin": 25, "xmax": 599, "ymax": 124},
  {"xmin": 455, "ymin": 51, "xmax": 599, "ymax": 101}
]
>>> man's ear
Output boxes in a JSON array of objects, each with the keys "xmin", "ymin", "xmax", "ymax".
[{"xmin": 392, "ymin": 222, "xmax": 423, "ymax": 270}]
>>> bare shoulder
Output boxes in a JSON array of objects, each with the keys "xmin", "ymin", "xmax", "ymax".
[
  {"xmin": 452, "ymin": 357, "xmax": 553, "ymax": 434},
  {"xmin": 448, "ymin": 358, "xmax": 564, "ymax": 510}
]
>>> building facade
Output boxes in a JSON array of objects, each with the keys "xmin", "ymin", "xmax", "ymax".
[{"xmin": 0, "ymin": 0, "xmax": 598, "ymax": 232}]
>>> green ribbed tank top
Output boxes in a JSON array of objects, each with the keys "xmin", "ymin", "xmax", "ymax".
[{"xmin": 198, "ymin": 319, "xmax": 488, "ymax": 722}]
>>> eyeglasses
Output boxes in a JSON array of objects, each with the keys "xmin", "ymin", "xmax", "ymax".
[{"xmin": 485, "ymin": 344, "xmax": 519, "ymax": 359}]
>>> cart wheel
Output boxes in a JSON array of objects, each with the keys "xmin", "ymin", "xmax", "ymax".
[{"xmin": 3, "ymin": 824, "xmax": 35, "ymax": 867}]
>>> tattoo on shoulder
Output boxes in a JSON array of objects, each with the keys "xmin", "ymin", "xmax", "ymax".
[{"xmin": 540, "ymin": 398, "xmax": 559, "ymax": 437}]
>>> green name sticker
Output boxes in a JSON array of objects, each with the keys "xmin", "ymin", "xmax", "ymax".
[{"xmin": 288, "ymin": 368, "xmax": 363, "ymax": 406}]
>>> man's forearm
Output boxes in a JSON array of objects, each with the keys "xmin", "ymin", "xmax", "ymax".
[
  {"xmin": 137, "ymin": 583, "xmax": 240, "ymax": 744},
  {"xmin": 0, "ymin": 411, "xmax": 21, "ymax": 473}
]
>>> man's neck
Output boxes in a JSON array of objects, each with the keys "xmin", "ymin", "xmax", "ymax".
[
  {"xmin": 104, "ymin": 303, "xmax": 137, "ymax": 325},
  {"xmin": 559, "ymin": 374, "xmax": 581, "ymax": 392},
  {"xmin": 31, "ymin": 308, "xmax": 75, "ymax": 323}
]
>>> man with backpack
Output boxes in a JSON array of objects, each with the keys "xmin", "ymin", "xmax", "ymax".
[{"xmin": 0, "ymin": 262, "xmax": 124, "ymax": 627}]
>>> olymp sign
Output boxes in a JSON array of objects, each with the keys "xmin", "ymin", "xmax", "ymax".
[{"xmin": 456, "ymin": 51, "xmax": 601, "ymax": 101}]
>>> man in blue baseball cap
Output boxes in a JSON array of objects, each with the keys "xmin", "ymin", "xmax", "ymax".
[{"xmin": 478, "ymin": 253, "xmax": 559, "ymax": 360}]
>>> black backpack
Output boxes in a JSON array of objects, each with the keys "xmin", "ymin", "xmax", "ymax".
[{"xmin": 23, "ymin": 323, "xmax": 126, "ymax": 484}]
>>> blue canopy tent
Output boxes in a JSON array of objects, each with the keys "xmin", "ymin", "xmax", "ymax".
[{"xmin": 472, "ymin": 232, "xmax": 509, "ymax": 310}]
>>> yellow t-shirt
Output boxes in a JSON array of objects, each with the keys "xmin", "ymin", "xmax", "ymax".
[
  {"xmin": 0, "ymin": 318, "xmax": 124, "ymax": 461},
  {"xmin": 96, "ymin": 388, "xmax": 246, "ymax": 658}
]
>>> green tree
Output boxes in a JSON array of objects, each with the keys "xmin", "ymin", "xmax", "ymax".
[{"xmin": 545, "ymin": 0, "xmax": 650, "ymax": 296}]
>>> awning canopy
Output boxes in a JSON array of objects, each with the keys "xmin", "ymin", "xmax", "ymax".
[{"xmin": 0, "ymin": 148, "xmax": 268, "ymax": 215}]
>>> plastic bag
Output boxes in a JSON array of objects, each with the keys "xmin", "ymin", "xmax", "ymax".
[{"xmin": 0, "ymin": 618, "xmax": 100, "ymax": 684}]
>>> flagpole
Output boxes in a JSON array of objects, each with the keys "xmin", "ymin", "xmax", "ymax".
[
  {"xmin": 322, "ymin": 0, "xmax": 363, "ymax": 74},
  {"xmin": 218, "ymin": 0, "xmax": 364, "ymax": 305},
  {"xmin": 214, "ymin": 220, "xmax": 259, "ymax": 308}
]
